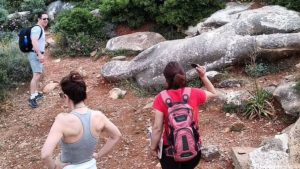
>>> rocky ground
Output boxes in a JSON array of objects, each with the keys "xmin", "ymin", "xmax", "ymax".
[{"xmin": 0, "ymin": 51, "xmax": 297, "ymax": 169}]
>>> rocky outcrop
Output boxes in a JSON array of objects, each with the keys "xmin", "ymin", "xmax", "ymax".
[
  {"xmin": 289, "ymin": 117, "xmax": 300, "ymax": 167},
  {"xmin": 106, "ymin": 32, "xmax": 166, "ymax": 51},
  {"xmin": 273, "ymin": 82, "xmax": 300, "ymax": 116},
  {"xmin": 101, "ymin": 5, "xmax": 300, "ymax": 89},
  {"xmin": 47, "ymin": 0, "xmax": 74, "ymax": 20}
]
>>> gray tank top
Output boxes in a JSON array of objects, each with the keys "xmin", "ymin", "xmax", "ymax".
[{"xmin": 60, "ymin": 111, "xmax": 98, "ymax": 164}]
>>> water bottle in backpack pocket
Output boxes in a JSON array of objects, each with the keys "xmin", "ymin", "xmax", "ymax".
[{"xmin": 161, "ymin": 88, "xmax": 201, "ymax": 162}]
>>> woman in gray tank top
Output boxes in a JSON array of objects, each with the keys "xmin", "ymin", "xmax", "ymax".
[{"xmin": 41, "ymin": 71, "xmax": 122, "ymax": 169}]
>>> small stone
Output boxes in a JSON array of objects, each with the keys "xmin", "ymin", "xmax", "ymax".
[
  {"xmin": 111, "ymin": 56, "xmax": 127, "ymax": 61},
  {"xmin": 230, "ymin": 121, "xmax": 246, "ymax": 132}
]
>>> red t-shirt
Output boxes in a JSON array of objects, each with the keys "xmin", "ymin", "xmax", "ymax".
[{"xmin": 152, "ymin": 88, "xmax": 207, "ymax": 145}]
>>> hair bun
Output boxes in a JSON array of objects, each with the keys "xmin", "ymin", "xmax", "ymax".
[{"xmin": 69, "ymin": 71, "xmax": 83, "ymax": 82}]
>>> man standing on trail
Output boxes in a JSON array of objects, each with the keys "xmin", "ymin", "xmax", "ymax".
[{"xmin": 28, "ymin": 12, "xmax": 48, "ymax": 108}]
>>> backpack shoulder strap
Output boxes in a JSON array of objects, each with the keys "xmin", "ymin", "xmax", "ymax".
[
  {"xmin": 32, "ymin": 25, "xmax": 43, "ymax": 40},
  {"xmin": 182, "ymin": 87, "xmax": 191, "ymax": 103},
  {"xmin": 161, "ymin": 90, "xmax": 173, "ymax": 107}
]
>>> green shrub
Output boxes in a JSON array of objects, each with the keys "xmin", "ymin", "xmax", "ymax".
[
  {"xmin": 242, "ymin": 89, "xmax": 274, "ymax": 119},
  {"xmin": 52, "ymin": 8, "xmax": 107, "ymax": 56},
  {"xmin": 268, "ymin": 0, "xmax": 300, "ymax": 11},
  {"xmin": 0, "ymin": 31, "xmax": 15, "ymax": 43},
  {"xmin": 53, "ymin": 8, "xmax": 105, "ymax": 37},
  {"xmin": 3, "ymin": 0, "xmax": 23, "ymax": 13},
  {"xmin": 66, "ymin": 33, "xmax": 103, "ymax": 56},
  {"xmin": 0, "ymin": 7, "xmax": 8, "ymax": 25},
  {"xmin": 0, "ymin": 39, "xmax": 31, "ymax": 100},
  {"xmin": 240, "ymin": 0, "xmax": 300, "ymax": 11},
  {"xmin": 99, "ymin": 0, "xmax": 158, "ymax": 28},
  {"xmin": 187, "ymin": 78, "xmax": 203, "ymax": 88},
  {"xmin": 245, "ymin": 62, "xmax": 280, "ymax": 77},
  {"xmin": 21, "ymin": 0, "xmax": 46, "ymax": 14},
  {"xmin": 100, "ymin": 0, "xmax": 224, "ymax": 30},
  {"xmin": 76, "ymin": 0, "xmax": 102, "ymax": 10},
  {"xmin": 1, "ymin": 12, "xmax": 32, "ymax": 31},
  {"xmin": 156, "ymin": 0, "xmax": 225, "ymax": 30},
  {"xmin": 294, "ymin": 81, "xmax": 300, "ymax": 95},
  {"xmin": 152, "ymin": 25, "xmax": 186, "ymax": 40}
]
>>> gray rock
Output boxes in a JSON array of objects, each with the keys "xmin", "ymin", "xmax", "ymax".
[
  {"xmin": 218, "ymin": 79, "xmax": 244, "ymax": 88},
  {"xmin": 109, "ymin": 88, "xmax": 127, "ymax": 99},
  {"xmin": 273, "ymin": 82, "xmax": 300, "ymax": 116},
  {"xmin": 47, "ymin": 0, "xmax": 74, "ymax": 20},
  {"xmin": 106, "ymin": 32, "xmax": 166, "ymax": 51},
  {"xmin": 232, "ymin": 147, "xmax": 256, "ymax": 169},
  {"xmin": 7, "ymin": 11, "xmax": 30, "ymax": 20},
  {"xmin": 260, "ymin": 138, "xmax": 284, "ymax": 152},
  {"xmin": 111, "ymin": 56, "xmax": 126, "ymax": 61},
  {"xmin": 201, "ymin": 145, "xmax": 220, "ymax": 162},
  {"xmin": 289, "ymin": 117, "xmax": 300, "ymax": 166},
  {"xmin": 90, "ymin": 9, "xmax": 101, "ymax": 18},
  {"xmin": 249, "ymin": 148, "xmax": 290, "ymax": 169},
  {"xmin": 230, "ymin": 121, "xmax": 246, "ymax": 132},
  {"xmin": 101, "ymin": 6, "xmax": 300, "ymax": 89},
  {"xmin": 219, "ymin": 89, "xmax": 252, "ymax": 106}
]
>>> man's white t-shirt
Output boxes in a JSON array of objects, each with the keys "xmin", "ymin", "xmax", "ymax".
[{"xmin": 30, "ymin": 26, "xmax": 45, "ymax": 52}]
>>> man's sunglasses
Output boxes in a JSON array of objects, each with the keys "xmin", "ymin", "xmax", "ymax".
[{"xmin": 42, "ymin": 18, "xmax": 49, "ymax": 20}]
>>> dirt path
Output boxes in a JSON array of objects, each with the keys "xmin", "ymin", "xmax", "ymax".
[{"xmin": 0, "ymin": 52, "xmax": 294, "ymax": 169}]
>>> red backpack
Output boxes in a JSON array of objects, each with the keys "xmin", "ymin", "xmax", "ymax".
[{"xmin": 161, "ymin": 87, "xmax": 201, "ymax": 162}]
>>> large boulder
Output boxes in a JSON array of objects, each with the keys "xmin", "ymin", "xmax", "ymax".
[
  {"xmin": 273, "ymin": 82, "xmax": 300, "ymax": 116},
  {"xmin": 101, "ymin": 5, "xmax": 300, "ymax": 89},
  {"xmin": 289, "ymin": 117, "xmax": 300, "ymax": 167},
  {"xmin": 47, "ymin": 0, "xmax": 74, "ymax": 20},
  {"xmin": 106, "ymin": 32, "xmax": 166, "ymax": 51},
  {"xmin": 249, "ymin": 133, "xmax": 291, "ymax": 169}
]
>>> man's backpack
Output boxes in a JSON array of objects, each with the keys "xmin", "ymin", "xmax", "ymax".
[
  {"xmin": 161, "ymin": 87, "xmax": 201, "ymax": 162},
  {"xmin": 18, "ymin": 25, "xmax": 43, "ymax": 53}
]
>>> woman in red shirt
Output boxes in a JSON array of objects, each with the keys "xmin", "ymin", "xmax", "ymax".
[{"xmin": 150, "ymin": 61, "xmax": 217, "ymax": 169}]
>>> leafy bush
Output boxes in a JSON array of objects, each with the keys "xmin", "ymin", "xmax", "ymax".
[
  {"xmin": 0, "ymin": 7, "xmax": 8, "ymax": 25},
  {"xmin": 21, "ymin": 0, "xmax": 46, "ymax": 14},
  {"xmin": 294, "ymin": 81, "xmax": 300, "ymax": 95},
  {"xmin": 187, "ymin": 78, "xmax": 203, "ymax": 88},
  {"xmin": 156, "ymin": 0, "xmax": 225, "ymax": 30},
  {"xmin": 242, "ymin": 89, "xmax": 274, "ymax": 119},
  {"xmin": 53, "ymin": 8, "xmax": 105, "ymax": 37},
  {"xmin": 100, "ymin": 0, "xmax": 224, "ymax": 30},
  {"xmin": 268, "ymin": 0, "xmax": 300, "ymax": 11},
  {"xmin": 0, "ymin": 38, "xmax": 31, "ymax": 100},
  {"xmin": 245, "ymin": 62, "xmax": 280, "ymax": 77},
  {"xmin": 1, "ymin": 12, "xmax": 32, "ymax": 31},
  {"xmin": 3, "ymin": 0, "xmax": 23, "ymax": 13},
  {"xmin": 52, "ymin": 8, "xmax": 107, "ymax": 56},
  {"xmin": 0, "ymin": 31, "xmax": 15, "ymax": 43},
  {"xmin": 152, "ymin": 25, "xmax": 186, "ymax": 40},
  {"xmin": 240, "ymin": 0, "xmax": 300, "ymax": 11},
  {"xmin": 99, "ymin": 0, "xmax": 157, "ymax": 28},
  {"xmin": 66, "ymin": 33, "xmax": 103, "ymax": 56},
  {"xmin": 76, "ymin": 0, "xmax": 102, "ymax": 10}
]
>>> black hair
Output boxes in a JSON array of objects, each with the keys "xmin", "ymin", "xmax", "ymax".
[{"xmin": 60, "ymin": 71, "xmax": 87, "ymax": 104}]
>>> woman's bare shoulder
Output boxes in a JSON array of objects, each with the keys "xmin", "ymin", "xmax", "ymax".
[
  {"xmin": 90, "ymin": 109, "xmax": 106, "ymax": 118},
  {"xmin": 55, "ymin": 112, "xmax": 78, "ymax": 124}
]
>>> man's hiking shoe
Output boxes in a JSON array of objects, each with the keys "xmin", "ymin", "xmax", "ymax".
[
  {"xmin": 35, "ymin": 92, "xmax": 44, "ymax": 101},
  {"xmin": 29, "ymin": 98, "xmax": 38, "ymax": 108}
]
